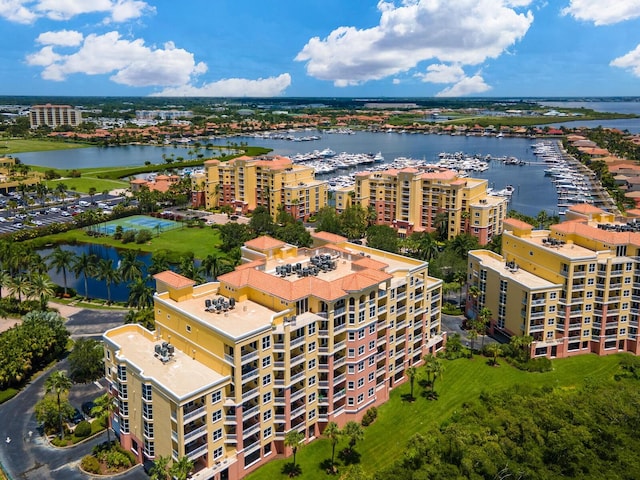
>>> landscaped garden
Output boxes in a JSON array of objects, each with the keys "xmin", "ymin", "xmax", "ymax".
[{"xmin": 247, "ymin": 353, "xmax": 628, "ymax": 480}]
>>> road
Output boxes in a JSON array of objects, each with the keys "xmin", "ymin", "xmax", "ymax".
[{"xmin": 0, "ymin": 305, "xmax": 145, "ymax": 480}]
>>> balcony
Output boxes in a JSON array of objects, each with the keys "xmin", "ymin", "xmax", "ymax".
[
  {"xmin": 334, "ymin": 356, "xmax": 346, "ymax": 368},
  {"xmin": 377, "ymin": 337, "xmax": 387, "ymax": 347},
  {"xmin": 241, "ymin": 387, "xmax": 260, "ymax": 401},
  {"xmin": 274, "ymin": 414, "xmax": 286, "ymax": 423},
  {"xmin": 396, "ymin": 335, "xmax": 406, "ymax": 344},
  {"xmin": 376, "ymin": 351, "xmax": 386, "ymax": 361},
  {"xmin": 290, "ymin": 370, "xmax": 306, "ymax": 384},
  {"xmin": 335, "ymin": 306, "xmax": 346, "ymax": 316},
  {"xmin": 184, "ymin": 425, "xmax": 207, "ymax": 443},
  {"xmin": 291, "ymin": 405, "xmax": 306, "ymax": 418},
  {"xmin": 241, "ymin": 350, "xmax": 259, "ymax": 364},
  {"xmin": 242, "ymin": 423, "xmax": 261, "ymax": 439},
  {"xmin": 274, "ymin": 361, "xmax": 285, "ymax": 369},
  {"xmin": 376, "ymin": 367, "xmax": 386, "ymax": 377},
  {"xmin": 333, "ymin": 389, "xmax": 346, "ymax": 401},
  {"xmin": 291, "ymin": 336, "xmax": 305, "ymax": 348},
  {"xmin": 243, "ymin": 405, "xmax": 260, "ymax": 418},
  {"xmin": 319, "ymin": 329, "xmax": 329, "ymax": 337},
  {"xmin": 183, "ymin": 405, "xmax": 206, "ymax": 422},
  {"xmin": 241, "ymin": 368, "xmax": 259, "ymax": 383},
  {"xmin": 334, "ymin": 373, "xmax": 346, "ymax": 384},
  {"xmin": 291, "ymin": 388, "xmax": 306, "ymax": 403},
  {"xmin": 186, "ymin": 443, "xmax": 208, "ymax": 461},
  {"xmin": 291, "ymin": 353, "xmax": 305, "ymax": 367},
  {"xmin": 334, "ymin": 340, "xmax": 346, "ymax": 351},
  {"xmin": 274, "ymin": 342, "xmax": 285, "ymax": 351},
  {"xmin": 335, "ymin": 323, "xmax": 346, "ymax": 333}
]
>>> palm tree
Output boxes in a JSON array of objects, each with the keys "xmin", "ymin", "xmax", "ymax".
[
  {"xmin": 118, "ymin": 249, "xmax": 144, "ymax": 282},
  {"xmin": 201, "ymin": 252, "xmax": 232, "ymax": 280},
  {"xmin": 478, "ymin": 307, "xmax": 492, "ymax": 349},
  {"xmin": 148, "ymin": 251, "xmax": 170, "ymax": 276},
  {"xmin": 324, "ymin": 421, "xmax": 341, "ymax": 471},
  {"xmin": 424, "ymin": 354, "xmax": 444, "ymax": 395},
  {"xmin": 486, "ymin": 343, "xmax": 501, "ymax": 366},
  {"xmin": 468, "ymin": 328, "xmax": 478, "ymax": 358},
  {"xmin": 0, "ymin": 269, "xmax": 10, "ymax": 300},
  {"xmin": 96, "ymin": 258, "xmax": 121, "ymax": 304},
  {"xmin": 91, "ymin": 393, "xmax": 116, "ymax": 444},
  {"xmin": 169, "ymin": 457, "xmax": 194, "ymax": 480},
  {"xmin": 72, "ymin": 252, "xmax": 98, "ymax": 299},
  {"xmin": 343, "ymin": 421, "xmax": 364, "ymax": 450},
  {"xmin": 406, "ymin": 366, "xmax": 418, "ymax": 400},
  {"xmin": 149, "ymin": 455, "xmax": 171, "ymax": 480},
  {"xmin": 27, "ymin": 273, "xmax": 55, "ymax": 310},
  {"xmin": 284, "ymin": 429, "xmax": 305, "ymax": 469},
  {"xmin": 7, "ymin": 273, "xmax": 29, "ymax": 302},
  {"xmin": 55, "ymin": 182, "xmax": 68, "ymax": 204},
  {"xmin": 127, "ymin": 277, "xmax": 154, "ymax": 310},
  {"xmin": 45, "ymin": 371, "xmax": 72, "ymax": 439},
  {"xmin": 468, "ymin": 284, "xmax": 481, "ymax": 317},
  {"xmin": 47, "ymin": 246, "xmax": 75, "ymax": 296}
]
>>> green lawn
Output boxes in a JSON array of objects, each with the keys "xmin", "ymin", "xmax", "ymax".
[
  {"xmin": 34, "ymin": 223, "xmax": 223, "ymax": 260},
  {"xmin": 0, "ymin": 138, "xmax": 88, "ymax": 154},
  {"xmin": 247, "ymin": 353, "xmax": 627, "ymax": 480},
  {"xmin": 45, "ymin": 177, "xmax": 129, "ymax": 194}
]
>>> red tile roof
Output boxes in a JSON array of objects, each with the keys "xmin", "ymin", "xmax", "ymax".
[
  {"xmin": 153, "ymin": 271, "xmax": 196, "ymax": 289},
  {"xmin": 244, "ymin": 236, "xmax": 286, "ymax": 251}
]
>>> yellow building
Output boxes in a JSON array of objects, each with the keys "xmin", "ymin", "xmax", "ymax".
[
  {"xmin": 468, "ymin": 205, "xmax": 640, "ymax": 358},
  {"xmin": 196, "ymin": 155, "xmax": 328, "ymax": 220},
  {"xmin": 29, "ymin": 104, "xmax": 83, "ymax": 128},
  {"xmin": 354, "ymin": 166, "xmax": 507, "ymax": 243},
  {"xmin": 0, "ymin": 157, "xmax": 44, "ymax": 194},
  {"xmin": 104, "ymin": 234, "xmax": 444, "ymax": 479}
]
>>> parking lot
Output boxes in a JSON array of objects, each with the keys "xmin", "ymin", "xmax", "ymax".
[{"xmin": 0, "ymin": 191, "xmax": 125, "ymax": 235}]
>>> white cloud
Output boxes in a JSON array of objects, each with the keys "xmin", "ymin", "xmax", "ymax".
[
  {"xmin": 611, "ymin": 44, "xmax": 640, "ymax": 76},
  {"xmin": 417, "ymin": 64, "xmax": 465, "ymax": 83},
  {"xmin": 0, "ymin": 0, "xmax": 153, "ymax": 24},
  {"xmin": 36, "ymin": 29, "xmax": 83, "ymax": 46},
  {"xmin": 561, "ymin": 0, "xmax": 640, "ymax": 25},
  {"xmin": 27, "ymin": 31, "xmax": 207, "ymax": 86},
  {"xmin": 435, "ymin": 75, "xmax": 491, "ymax": 97},
  {"xmin": 151, "ymin": 74, "xmax": 292, "ymax": 97},
  {"xmin": 296, "ymin": 0, "xmax": 533, "ymax": 86},
  {"xmin": 0, "ymin": 0, "xmax": 37, "ymax": 23}
]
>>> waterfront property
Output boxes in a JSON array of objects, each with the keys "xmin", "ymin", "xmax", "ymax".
[
  {"xmin": 29, "ymin": 104, "xmax": 83, "ymax": 129},
  {"xmin": 103, "ymin": 233, "xmax": 444, "ymax": 479},
  {"xmin": 0, "ymin": 156, "xmax": 44, "ymax": 194},
  {"xmin": 192, "ymin": 155, "xmax": 328, "ymax": 221},
  {"xmin": 468, "ymin": 204, "xmax": 640, "ymax": 359}
]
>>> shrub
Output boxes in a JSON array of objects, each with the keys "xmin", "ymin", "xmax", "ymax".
[
  {"xmin": 121, "ymin": 230, "xmax": 137, "ymax": 244},
  {"xmin": 81, "ymin": 455, "xmax": 101, "ymax": 474},
  {"xmin": 361, "ymin": 407, "xmax": 378, "ymax": 426},
  {"xmin": 74, "ymin": 420, "xmax": 92, "ymax": 438},
  {"xmin": 135, "ymin": 229, "xmax": 152, "ymax": 243},
  {"xmin": 106, "ymin": 449, "xmax": 133, "ymax": 469}
]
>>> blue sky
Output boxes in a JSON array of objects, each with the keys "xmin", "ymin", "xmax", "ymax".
[{"xmin": 1, "ymin": 0, "xmax": 640, "ymax": 97}]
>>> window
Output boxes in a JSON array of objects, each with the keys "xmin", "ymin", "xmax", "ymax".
[
  {"xmin": 143, "ymin": 403, "xmax": 153, "ymax": 420},
  {"xmin": 586, "ymin": 291, "xmax": 593, "ymax": 298},
  {"xmin": 368, "ymin": 340, "xmax": 375, "ymax": 350},
  {"xmin": 117, "ymin": 365, "xmax": 127, "ymax": 381},
  {"xmin": 263, "ymin": 409, "xmax": 272, "ymax": 422},
  {"xmin": 620, "ymin": 328, "xmax": 627, "ymax": 335},
  {"xmin": 347, "ymin": 397, "xmax": 355, "ymax": 406},
  {"xmin": 621, "ymin": 315, "xmax": 628, "ymax": 322},
  {"xmin": 548, "ymin": 305, "xmax": 556, "ymax": 312},
  {"xmin": 143, "ymin": 421, "xmax": 154, "ymax": 438},
  {"xmin": 186, "ymin": 324, "xmax": 191, "ymax": 333},
  {"xmin": 547, "ymin": 318, "xmax": 555, "ymax": 325},
  {"xmin": 348, "ymin": 332, "xmax": 355, "ymax": 341},
  {"xmin": 584, "ymin": 317, "xmax": 591, "ymax": 324},
  {"xmin": 357, "ymin": 378, "xmax": 365, "ymax": 388},
  {"xmin": 358, "ymin": 361, "xmax": 365, "ymax": 372},
  {"xmin": 308, "ymin": 376, "xmax": 316, "ymax": 386},
  {"xmin": 308, "ymin": 323, "xmax": 316, "ymax": 335},
  {"xmin": 308, "ymin": 358, "xmax": 316, "ymax": 370},
  {"xmin": 368, "ymin": 372, "xmax": 375, "ymax": 382},
  {"xmin": 348, "ymin": 348, "xmax": 355, "ymax": 358},
  {"xmin": 347, "ymin": 381, "xmax": 355, "ymax": 390},
  {"xmin": 358, "ymin": 345, "xmax": 365, "ymax": 355},
  {"xmin": 212, "ymin": 410, "xmax": 222, "ymax": 423},
  {"xmin": 583, "ymin": 330, "xmax": 591, "ymax": 337},
  {"xmin": 587, "ymin": 278, "xmax": 594, "ymax": 285},
  {"xmin": 358, "ymin": 329, "xmax": 365, "ymax": 340},
  {"xmin": 348, "ymin": 365, "xmax": 355, "ymax": 374},
  {"xmin": 262, "ymin": 356, "xmax": 271, "ymax": 368},
  {"xmin": 120, "ymin": 418, "xmax": 129, "ymax": 434},
  {"xmin": 357, "ymin": 393, "xmax": 364, "ymax": 404},
  {"xmin": 550, "ymin": 292, "xmax": 557, "ymax": 300},
  {"xmin": 309, "ymin": 392, "xmax": 316, "ymax": 403},
  {"xmin": 263, "ymin": 392, "xmax": 272, "ymax": 404},
  {"xmin": 142, "ymin": 384, "xmax": 152, "ymax": 401},
  {"xmin": 308, "ymin": 342, "xmax": 316, "ymax": 353},
  {"xmin": 214, "ymin": 447, "xmax": 223, "ymax": 460},
  {"xmin": 262, "ymin": 374, "xmax": 272, "ymax": 387},
  {"xmin": 546, "ymin": 331, "xmax": 554, "ymax": 340},
  {"xmin": 211, "ymin": 391, "xmax": 221, "ymax": 403},
  {"xmin": 369, "ymin": 324, "xmax": 376, "ymax": 334},
  {"xmin": 368, "ymin": 356, "xmax": 375, "ymax": 366},
  {"xmin": 585, "ymin": 304, "xmax": 592, "ymax": 311},
  {"xmin": 213, "ymin": 428, "xmax": 223, "ymax": 441},
  {"xmin": 368, "ymin": 387, "xmax": 374, "ymax": 397},
  {"xmin": 262, "ymin": 336, "xmax": 271, "ymax": 350},
  {"xmin": 308, "ymin": 409, "xmax": 316, "ymax": 420}
]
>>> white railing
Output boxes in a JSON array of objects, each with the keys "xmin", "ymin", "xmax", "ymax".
[
  {"xmin": 184, "ymin": 425, "xmax": 207, "ymax": 443},
  {"xmin": 183, "ymin": 406, "xmax": 206, "ymax": 422}
]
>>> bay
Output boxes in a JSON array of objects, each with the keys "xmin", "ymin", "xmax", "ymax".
[{"xmin": 540, "ymin": 100, "xmax": 640, "ymax": 133}]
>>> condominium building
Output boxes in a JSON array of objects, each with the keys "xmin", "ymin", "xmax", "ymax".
[
  {"xmin": 103, "ymin": 234, "xmax": 444, "ymax": 479},
  {"xmin": 354, "ymin": 166, "xmax": 508, "ymax": 243},
  {"xmin": 0, "ymin": 157, "xmax": 44, "ymax": 194},
  {"xmin": 29, "ymin": 104, "xmax": 83, "ymax": 128},
  {"xmin": 467, "ymin": 204, "xmax": 640, "ymax": 359},
  {"xmin": 193, "ymin": 155, "xmax": 328, "ymax": 221}
]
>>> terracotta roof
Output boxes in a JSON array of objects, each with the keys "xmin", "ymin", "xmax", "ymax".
[
  {"xmin": 130, "ymin": 179, "xmax": 147, "ymax": 184},
  {"xmin": 352, "ymin": 256, "xmax": 388, "ymax": 270},
  {"xmin": 312, "ymin": 231, "xmax": 347, "ymax": 244},
  {"xmin": 153, "ymin": 271, "xmax": 196, "ymax": 289},
  {"xmin": 504, "ymin": 218, "xmax": 533, "ymax": 230},
  {"xmin": 568, "ymin": 204, "xmax": 604, "ymax": 215},
  {"xmin": 244, "ymin": 235, "xmax": 286, "ymax": 251},
  {"xmin": 553, "ymin": 221, "xmax": 640, "ymax": 247}
]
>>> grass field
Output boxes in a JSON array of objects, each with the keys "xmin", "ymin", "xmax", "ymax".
[
  {"xmin": 246, "ymin": 353, "xmax": 627, "ymax": 480},
  {"xmin": 33, "ymin": 221, "xmax": 223, "ymax": 259},
  {"xmin": 46, "ymin": 176, "xmax": 129, "ymax": 193},
  {"xmin": 0, "ymin": 138, "xmax": 88, "ymax": 154}
]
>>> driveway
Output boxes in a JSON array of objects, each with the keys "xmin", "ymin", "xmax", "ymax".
[{"xmin": 64, "ymin": 308, "xmax": 129, "ymax": 339}]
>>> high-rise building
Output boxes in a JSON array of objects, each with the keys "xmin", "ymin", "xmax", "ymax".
[
  {"xmin": 29, "ymin": 104, "xmax": 83, "ymax": 129},
  {"xmin": 103, "ymin": 234, "xmax": 444, "ymax": 479},
  {"xmin": 468, "ymin": 204, "xmax": 640, "ymax": 358},
  {"xmin": 354, "ymin": 166, "xmax": 508, "ymax": 243},
  {"xmin": 193, "ymin": 155, "xmax": 328, "ymax": 221}
]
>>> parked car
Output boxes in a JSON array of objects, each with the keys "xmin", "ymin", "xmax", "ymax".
[
  {"xmin": 81, "ymin": 401, "xmax": 96, "ymax": 417},
  {"xmin": 71, "ymin": 408, "xmax": 84, "ymax": 424}
]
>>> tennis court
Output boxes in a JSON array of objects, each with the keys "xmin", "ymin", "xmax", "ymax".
[{"xmin": 98, "ymin": 215, "xmax": 181, "ymax": 235}]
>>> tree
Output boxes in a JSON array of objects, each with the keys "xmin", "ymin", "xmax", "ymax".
[
  {"xmin": 118, "ymin": 249, "xmax": 144, "ymax": 282},
  {"xmin": 35, "ymin": 394, "xmax": 74, "ymax": 436},
  {"xmin": 284, "ymin": 429, "xmax": 305, "ymax": 470},
  {"xmin": 315, "ymin": 206, "xmax": 342, "ymax": 234},
  {"xmin": 324, "ymin": 421, "xmax": 342, "ymax": 470},
  {"xmin": 96, "ymin": 258, "xmax": 121, "ymax": 304},
  {"xmin": 201, "ymin": 252, "xmax": 233, "ymax": 280},
  {"xmin": 72, "ymin": 252, "xmax": 98, "ymax": 299},
  {"xmin": 45, "ymin": 371, "xmax": 73, "ymax": 438},
  {"xmin": 468, "ymin": 328, "xmax": 479, "ymax": 358},
  {"xmin": 486, "ymin": 343, "xmax": 501, "ymax": 366},
  {"xmin": 478, "ymin": 307, "xmax": 492, "ymax": 349},
  {"xmin": 406, "ymin": 366, "xmax": 418, "ymax": 400},
  {"xmin": 127, "ymin": 277, "xmax": 154, "ymax": 310},
  {"xmin": 148, "ymin": 251, "xmax": 171, "ymax": 276},
  {"xmin": 124, "ymin": 308, "xmax": 155, "ymax": 330},
  {"xmin": 47, "ymin": 246, "xmax": 75, "ymax": 296},
  {"xmin": 169, "ymin": 456, "xmax": 194, "ymax": 480},
  {"xmin": 7, "ymin": 273, "xmax": 29, "ymax": 302},
  {"xmin": 68, "ymin": 338, "xmax": 104, "ymax": 383},
  {"xmin": 91, "ymin": 393, "xmax": 116, "ymax": 444},
  {"xmin": 27, "ymin": 272, "xmax": 55, "ymax": 310},
  {"xmin": 55, "ymin": 182, "xmax": 68, "ymax": 204},
  {"xmin": 343, "ymin": 421, "xmax": 364, "ymax": 450},
  {"xmin": 366, "ymin": 224, "xmax": 399, "ymax": 253},
  {"xmin": 339, "ymin": 204, "xmax": 367, "ymax": 240},
  {"xmin": 249, "ymin": 205, "xmax": 274, "ymax": 235},
  {"xmin": 149, "ymin": 455, "xmax": 171, "ymax": 480},
  {"xmin": 424, "ymin": 354, "xmax": 444, "ymax": 397},
  {"xmin": 88, "ymin": 187, "xmax": 97, "ymax": 204}
]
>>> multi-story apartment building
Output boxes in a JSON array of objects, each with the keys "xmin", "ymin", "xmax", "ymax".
[
  {"xmin": 193, "ymin": 155, "xmax": 328, "ymax": 221},
  {"xmin": 468, "ymin": 204, "xmax": 640, "ymax": 359},
  {"xmin": 0, "ymin": 157, "xmax": 44, "ymax": 194},
  {"xmin": 103, "ymin": 234, "xmax": 443, "ymax": 479},
  {"xmin": 29, "ymin": 104, "xmax": 83, "ymax": 128},
  {"xmin": 354, "ymin": 166, "xmax": 508, "ymax": 243}
]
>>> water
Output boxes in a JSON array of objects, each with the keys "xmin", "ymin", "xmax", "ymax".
[
  {"xmin": 21, "ymin": 132, "xmax": 565, "ymax": 216},
  {"xmin": 39, "ymin": 244, "xmax": 152, "ymax": 303},
  {"xmin": 540, "ymin": 101, "xmax": 640, "ymax": 133}
]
